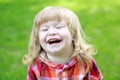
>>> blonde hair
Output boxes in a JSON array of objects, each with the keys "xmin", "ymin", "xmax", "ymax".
[{"xmin": 22, "ymin": 6, "xmax": 95, "ymax": 72}]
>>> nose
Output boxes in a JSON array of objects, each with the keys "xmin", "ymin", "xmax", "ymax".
[{"xmin": 48, "ymin": 28, "xmax": 57, "ymax": 36}]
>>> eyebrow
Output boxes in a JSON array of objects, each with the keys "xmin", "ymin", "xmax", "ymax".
[{"xmin": 41, "ymin": 22, "xmax": 59, "ymax": 27}]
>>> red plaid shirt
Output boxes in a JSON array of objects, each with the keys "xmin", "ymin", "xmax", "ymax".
[{"xmin": 27, "ymin": 54, "xmax": 103, "ymax": 80}]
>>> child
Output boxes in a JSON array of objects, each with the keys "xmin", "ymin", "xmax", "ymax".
[{"xmin": 23, "ymin": 6, "xmax": 103, "ymax": 80}]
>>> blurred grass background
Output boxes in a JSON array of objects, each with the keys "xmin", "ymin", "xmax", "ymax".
[{"xmin": 0, "ymin": 0, "xmax": 120, "ymax": 80}]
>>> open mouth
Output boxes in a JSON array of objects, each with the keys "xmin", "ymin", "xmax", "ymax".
[{"xmin": 47, "ymin": 38, "xmax": 62, "ymax": 45}]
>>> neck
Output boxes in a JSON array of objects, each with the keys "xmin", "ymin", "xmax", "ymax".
[{"xmin": 46, "ymin": 47, "xmax": 74, "ymax": 64}]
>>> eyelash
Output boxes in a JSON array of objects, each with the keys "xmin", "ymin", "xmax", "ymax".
[
  {"xmin": 40, "ymin": 28, "xmax": 48, "ymax": 31},
  {"xmin": 56, "ymin": 26, "xmax": 64, "ymax": 29},
  {"xmin": 40, "ymin": 25, "xmax": 65, "ymax": 31}
]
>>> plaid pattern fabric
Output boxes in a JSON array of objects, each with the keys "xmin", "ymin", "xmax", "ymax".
[{"xmin": 27, "ymin": 55, "xmax": 103, "ymax": 80}]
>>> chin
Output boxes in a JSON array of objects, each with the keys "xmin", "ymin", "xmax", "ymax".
[{"xmin": 47, "ymin": 47, "xmax": 65, "ymax": 54}]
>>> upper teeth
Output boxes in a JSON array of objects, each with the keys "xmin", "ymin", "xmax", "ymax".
[{"xmin": 50, "ymin": 39, "xmax": 56, "ymax": 42}]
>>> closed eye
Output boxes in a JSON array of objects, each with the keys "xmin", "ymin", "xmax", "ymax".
[
  {"xmin": 40, "ymin": 28, "xmax": 48, "ymax": 31},
  {"xmin": 56, "ymin": 25, "xmax": 65, "ymax": 29},
  {"xmin": 40, "ymin": 25, "xmax": 48, "ymax": 31}
]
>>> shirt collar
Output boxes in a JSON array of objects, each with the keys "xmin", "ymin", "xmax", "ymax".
[{"xmin": 38, "ymin": 52, "xmax": 78, "ymax": 70}]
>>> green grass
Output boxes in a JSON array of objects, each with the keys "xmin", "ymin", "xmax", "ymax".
[{"xmin": 0, "ymin": 0, "xmax": 120, "ymax": 79}]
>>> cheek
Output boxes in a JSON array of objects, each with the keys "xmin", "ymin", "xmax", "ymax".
[
  {"xmin": 65, "ymin": 30, "xmax": 72, "ymax": 39},
  {"xmin": 62, "ymin": 32, "xmax": 72, "ymax": 44},
  {"xmin": 39, "ymin": 33, "xmax": 45, "ymax": 45}
]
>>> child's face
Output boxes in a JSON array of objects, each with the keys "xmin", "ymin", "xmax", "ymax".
[{"xmin": 39, "ymin": 20, "xmax": 73, "ymax": 56}]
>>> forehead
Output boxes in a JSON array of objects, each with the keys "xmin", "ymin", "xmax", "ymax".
[{"xmin": 41, "ymin": 20, "xmax": 66, "ymax": 27}]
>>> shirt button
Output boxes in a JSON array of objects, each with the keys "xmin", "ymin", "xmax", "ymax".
[{"xmin": 56, "ymin": 64, "xmax": 63, "ymax": 69}]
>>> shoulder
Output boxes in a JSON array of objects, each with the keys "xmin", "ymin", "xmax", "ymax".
[
  {"xmin": 90, "ymin": 59, "xmax": 99, "ymax": 71},
  {"xmin": 28, "ymin": 57, "xmax": 43, "ymax": 72},
  {"xmin": 89, "ymin": 59, "xmax": 103, "ymax": 79},
  {"xmin": 27, "ymin": 58, "xmax": 44, "ymax": 80}
]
